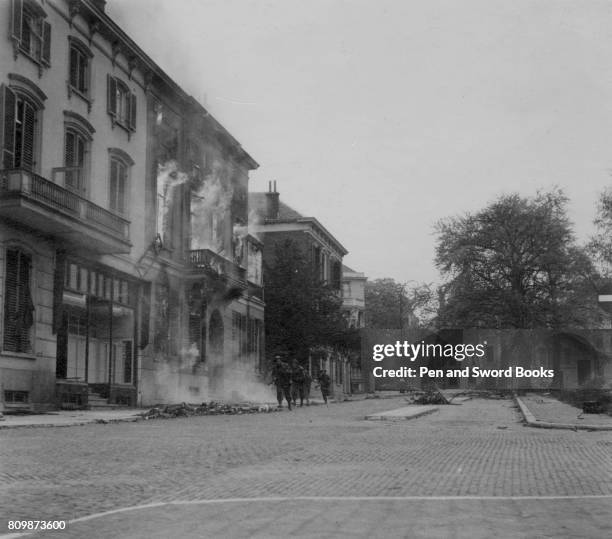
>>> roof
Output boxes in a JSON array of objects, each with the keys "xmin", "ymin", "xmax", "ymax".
[
  {"xmin": 249, "ymin": 192, "xmax": 348, "ymax": 256},
  {"xmin": 342, "ymin": 264, "xmax": 367, "ymax": 280},
  {"xmin": 81, "ymin": 0, "xmax": 258, "ymax": 169},
  {"xmin": 249, "ymin": 193, "xmax": 303, "ymax": 221}
]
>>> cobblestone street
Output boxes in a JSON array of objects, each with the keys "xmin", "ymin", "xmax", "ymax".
[{"xmin": 1, "ymin": 397, "xmax": 611, "ymax": 538}]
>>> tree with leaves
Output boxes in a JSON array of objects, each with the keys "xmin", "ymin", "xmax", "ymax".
[
  {"xmin": 264, "ymin": 239, "xmax": 347, "ymax": 361},
  {"xmin": 365, "ymin": 278, "xmax": 437, "ymax": 329},
  {"xmin": 589, "ymin": 187, "xmax": 612, "ymax": 278},
  {"xmin": 435, "ymin": 189, "xmax": 600, "ymax": 329}
]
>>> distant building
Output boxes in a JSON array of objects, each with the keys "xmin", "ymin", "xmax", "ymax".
[
  {"xmin": 341, "ymin": 265, "xmax": 367, "ymax": 393},
  {"xmin": 341, "ymin": 265, "xmax": 366, "ymax": 329},
  {"xmin": 249, "ymin": 183, "xmax": 352, "ymax": 397}
]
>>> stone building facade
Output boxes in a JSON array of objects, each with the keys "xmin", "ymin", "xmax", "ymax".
[{"xmin": 0, "ymin": 0, "xmax": 263, "ymax": 410}]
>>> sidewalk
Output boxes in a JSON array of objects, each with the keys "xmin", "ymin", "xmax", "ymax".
[
  {"xmin": 0, "ymin": 392, "xmax": 408, "ymax": 429},
  {"xmin": 516, "ymin": 394, "xmax": 612, "ymax": 431},
  {"xmin": 0, "ymin": 409, "xmax": 142, "ymax": 429},
  {"xmin": 365, "ymin": 405, "xmax": 438, "ymax": 421}
]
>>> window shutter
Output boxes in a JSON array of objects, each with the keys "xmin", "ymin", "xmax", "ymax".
[
  {"xmin": 107, "ymin": 74, "xmax": 117, "ymax": 116},
  {"xmin": 3, "ymin": 249, "xmax": 32, "ymax": 353},
  {"xmin": 69, "ymin": 47, "xmax": 78, "ymax": 88},
  {"xmin": 10, "ymin": 0, "xmax": 23, "ymax": 42},
  {"xmin": 129, "ymin": 93, "xmax": 137, "ymax": 130},
  {"xmin": 118, "ymin": 163, "xmax": 126, "ymax": 213},
  {"xmin": 64, "ymin": 131, "xmax": 75, "ymax": 166},
  {"xmin": 4, "ymin": 249, "xmax": 19, "ymax": 351},
  {"xmin": 41, "ymin": 21, "xmax": 51, "ymax": 65},
  {"xmin": 109, "ymin": 158, "xmax": 117, "ymax": 210},
  {"xmin": 64, "ymin": 130, "xmax": 76, "ymax": 190},
  {"xmin": 22, "ymin": 101, "xmax": 35, "ymax": 170},
  {"xmin": 79, "ymin": 54, "xmax": 88, "ymax": 92},
  {"xmin": 0, "ymin": 85, "xmax": 16, "ymax": 169}
]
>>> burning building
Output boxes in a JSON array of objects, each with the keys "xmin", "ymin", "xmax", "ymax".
[{"xmin": 0, "ymin": 0, "xmax": 264, "ymax": 411}]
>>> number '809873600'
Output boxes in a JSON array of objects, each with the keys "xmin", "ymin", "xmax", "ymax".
[{"xmin": 8, "ymin": 520, "xmax": 67, "ymax": 531}]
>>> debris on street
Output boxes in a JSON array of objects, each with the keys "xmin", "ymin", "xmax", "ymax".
[
  {"xmin": 410, "ymin": 389, "xmax": 449, "ymax": 405},
  {"xmin": 140, "ymin": 401, "xmax": 281, "ymax": 420}
]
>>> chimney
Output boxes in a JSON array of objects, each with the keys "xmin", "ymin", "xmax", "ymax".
[{"xmin": 265, "ymin": 181, "xmax": 279, "ymax": 220}]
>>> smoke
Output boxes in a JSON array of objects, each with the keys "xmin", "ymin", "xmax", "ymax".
[
  {"xmin": 157, "ymin": 160, "xmax": 190, "ymax": 242},
  {"xmin": 219, "ymin": 360, "xmax": 276, "ymax": 403},
  {"xmin": 147, "ymin": 355, "xmax": 212, "ymax": 405},
  {"xmin": 191, "ymin": 161, "xmax": 234, "ymax": 252},
  {"xmin": 247, "ymin": 209, "xmax": 262, "ymax": 240},
  {"xmin": 147, "ymin": 352, "xmax": 275, "ymax": 406}
]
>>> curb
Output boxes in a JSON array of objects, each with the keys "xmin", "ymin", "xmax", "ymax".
[
  {"xmin": 365, "ymin": 406, "xmax": 438, "ymax": 421},
  {"xmin": 514, "ymin": 396, "xmax": 612, "ymax": 431},
  {"xmin": 0, "ymin": 416, "xmax": 141, "ymax": 430}
]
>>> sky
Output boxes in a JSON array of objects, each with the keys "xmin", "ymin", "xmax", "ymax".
[{"xmin": 108, "ymin": 0, "xmax": 612, "ymax": 286}]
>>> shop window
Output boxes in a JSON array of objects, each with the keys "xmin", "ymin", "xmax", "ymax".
[{"xmin": 4, "ymin": 390, "xmax": 29, "ymax": 404}]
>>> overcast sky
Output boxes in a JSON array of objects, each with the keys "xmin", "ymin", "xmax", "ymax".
[{"xmin": 108, "ymin": 0, "xmax": 612, "ymax": 285}]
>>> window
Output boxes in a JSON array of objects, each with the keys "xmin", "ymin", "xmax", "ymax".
[
  {"xmin": 64, "ymin": 128, "xmax": 87, "ymax": 192},
  {"xmin": 107, "ymin": 75, "xmax": 136, "ymax": 132},
  {"xmin": 3, "ymin": 248, "xmax": 34, "ymax": 353},
  {"xmin": 108, "ymin": 149, "xmax": 133, "ymax": 215},
  {"xmin": 232, "ymin": 311, "xmax": 248, "ymax": 359},
  {"xmin": 10, "ymin": 0, "xmax": 51, "ymax": 69},
  {"xmin": 4, "ymin": 390, "xmax": 29, "ymax": 404},
  {"xmin": 55, "ymin": 111, "xmax": 94, "ymax": 191},
  {"xmin": 68, "ymin": 37, "xmax": 93, "ymax": 103},
  {"xmin": 0, "ymin": 85, "xmax": 41, "ymax": 170}
]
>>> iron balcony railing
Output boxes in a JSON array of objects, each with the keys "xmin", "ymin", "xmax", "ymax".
[
  {"xmin": 189, "ymin": 248, "xmax": 247, "ymax": 283},
  {"xmin": 0, "ymin": 168, "xmax": 130, "ymax": 241}
]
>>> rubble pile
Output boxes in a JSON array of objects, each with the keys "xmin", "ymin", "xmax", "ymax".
[
  {"xmin": 411, "ymin": 390, "xmax": 450, "ymax": 405},
  {"xmin": 141, "ymin": 401, "xmax": 280, "ymax": 420}
]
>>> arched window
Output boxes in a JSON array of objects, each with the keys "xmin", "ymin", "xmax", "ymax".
[
  {"xmin": 3, "ymin": 247, "xmax": 34, "ymax": 353},
  {"xmin": 108, "ymin": 148, "xmax": 133, "ymax": 216},
  {"xmin": 10, "ymin": 0, "xmax": 51, "ymax": 71},
  {"xmin": 68, "ymin": 36, "xmax": 93, "ymax": 105},
  {"xmin": 2, "ymin": 75, "xmax": 45, "ymax": 171},
  {"xmin": 107, "ymin": 75, "xmax": 136, "ymax": 133},
  {"xmin": 60, "ymin": 111, "xmax": 94, "ymax": 193}
]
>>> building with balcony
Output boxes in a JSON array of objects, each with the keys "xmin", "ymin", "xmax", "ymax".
[
  {"xmin": 341, "ymin": 265, "xmax": 366, "ymax": 329},
  {"xmin": 341, "ymin": 265, "xmax": 367, "ymax": 393},
  {"xmin": 249, "ymin": 183, "xmax": 352, "ymax": 397},
  {"xmin": 0, "ymin": 0, "xmax": 262, "ymax": 411}
]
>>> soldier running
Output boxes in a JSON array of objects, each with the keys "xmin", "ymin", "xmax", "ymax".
[
  {"xmin": 317, "ymin": 369, "xmax": 331, "ymax": 405},
  {"xmin": 302, "ymin": 367, "xmax": 313, "ymax": 406},
  {"xmin": 271, "ymin": 356, "xmax": 292, "ymax": 410},
  {"xmin": 291, "ymin": 363, "xmax": 308, "ymax": 407}
]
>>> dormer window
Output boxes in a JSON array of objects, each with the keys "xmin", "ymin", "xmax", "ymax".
[{"xmin": 107, "ymin": 75, "xmax": 136, "ymax": 134}]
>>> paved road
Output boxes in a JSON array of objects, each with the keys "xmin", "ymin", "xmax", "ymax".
[{"xmin": 1, "ymin": 397, "xmax": 611, "ymax": 538}]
